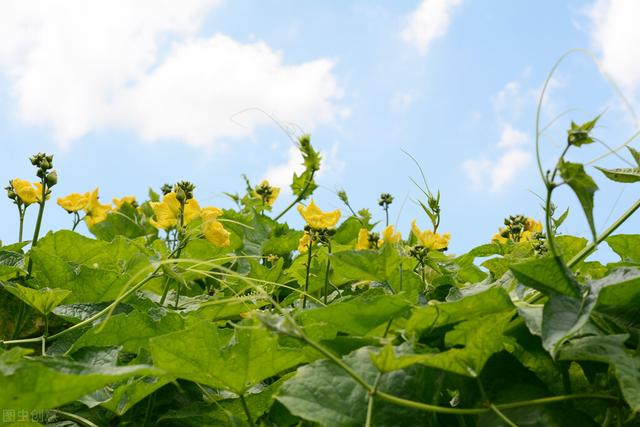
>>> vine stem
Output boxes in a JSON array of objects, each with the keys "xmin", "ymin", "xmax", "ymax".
[
  {"xmin": 323, "ymin": 241, "xmax": 332, "ymax": 304},
  {"xmin": 46, "ymin": 253, "xmax": 175, "ymax": 342},
  {"xmin": 567, "ymin": 197, "xmax": 640, "ymax": 268},
  {"xmin": 302, "ymin": 234, "xmax": 313, "ymax": 309},
  {"xmin": 300, "ymin": 334, "xmax": 618, "ymax": 416},
  {"xmin": 17, "ymin": 205, "xmax": 24, "ymax": 243},
  {"xmin": 26, "ymin": 177, "xmax": 48, "ymax": 276},
  {"xmin": 273, "ymin": 170, "xmax": 315, "ymax": 221},
  {"xmin": 240, "ymin": 394, "xmax": 255, "ymax": 427}
]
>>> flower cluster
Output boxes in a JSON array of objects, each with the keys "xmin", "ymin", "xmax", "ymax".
[
  {"xmin": 355, "ymin": 225, "xmax": 402, "ymax": 250},
  {"xmin": 297, "ymin": 200, "xmax": 341, "ymax": 253},
  {"xmin": 492, "ymin": 215, "xmax": 542, "ymax": 244},
  {"xmin": 57, "ymin": 188, "xmax": 136, "ymax": 227},
  {"xmin": 411, "ymin": 221, "xmax": 450, "ymax": 251},
  {"xmin": 149, "ymin": 190, "xmax": 230, "ymax": 247}
]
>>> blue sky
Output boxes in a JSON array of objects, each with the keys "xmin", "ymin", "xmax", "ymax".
[{"xmin": 1, "ymin": 0, "xmax": 639, "ymax": 257}]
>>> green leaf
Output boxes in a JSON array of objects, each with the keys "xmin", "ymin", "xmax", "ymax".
[
  {"xmin": 595, "ymin": 166, "xmax": 640, "ymax": 183},
  {"xmin": 405, "ymin": 287, "xmax": 514, "ymax": 337},
  {"xmin": 567, "ymin": 115, "xmax": 599, "ymax": 147},
  {"xmin": 69, "ymin": 309, "xmax": 184, "ymax": 354},
  {"xmin": 558, "ymin": 160, "xmax": 598, "ymax": 240},
  {"xmin": 149, "ymin": 320, "xmax": 307, "ymax": 394},
  {"xmin": 2, "ymin": 283, "xmax": 71, "ymax": 315},
  {"xmin": 559, "ymin": 334, "xmax": 640, "ymax": 412},
  {"xmin": 291, "ymin": 169, "xmax": 317, "ymax": 199},
  {"xmin": 372, "ymin": 313, "xmax": 513, "ymax": 377},
  {"xmin": 0, "ymin": 350, "xmax": 157, "ymax": 411},
  {"xmin": 276, "ymin": 346, "xmax": 438, "ymax": 427},
  {"xmin": 510, "ymin": 256, "xmax": 581, "ymax": 297},
  {"xmin": 628, "ymin": 146, "xmax": 640, "ymax": 166},
  {"xmin": 606, "ymin": 234, "xmax": 640, "ymax": 263},
  {"xmin": 296, "ymin": 289, "xmax": 410, "ymax": 336},
  {"xmin": 541, "ymin": 288, "xmax": 600, "ymax": 358},
  {"xmin": 0, "ymin": 249, "xmax": 26, "ymax": 280},
  {"xmin": 90, "ymin": 203, "xmax": 152, "ymax": 241}
]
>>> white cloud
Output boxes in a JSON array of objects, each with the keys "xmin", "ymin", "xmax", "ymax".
[
  {"xmin": 589, "ymin": 0, "xmax": 640, "ymax": 92},
  {"xmin": 401, "ymin": 0, "xmax": 462, "ymax": 55},
  {"xmin": 461, "ymin": 147, "xmax": 531, "ymax": 194},
  {"xmin": 496, "ymin": 124, "xmax": 529, "ymax": 148},
  {"xmin": 0, "ymin": 0, "xmax": 343, "ymax": 147},
  {"xmin": 461, "ymin": 119, "xmax": 531, "ymax": 193},
  {"xmin": 390, "ymin": 91, "xmax": 416, "ymax": 113}
]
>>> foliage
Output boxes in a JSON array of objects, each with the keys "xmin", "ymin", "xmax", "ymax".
[{"xmin": 0, "ymin": 114, "xmax": 639, "ymax": 427}]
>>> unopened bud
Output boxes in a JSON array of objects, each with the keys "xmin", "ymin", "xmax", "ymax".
[{"xmin": 46, "ymin": 171, "xmax": 58, "ymax": 187}]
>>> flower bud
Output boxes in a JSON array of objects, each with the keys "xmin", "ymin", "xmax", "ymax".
[
  {"xmin": 175, "ymin": 188, "xmax": 187, "ymax": 204},
  {"xmin": 46, "ymin": 171, "xmax": 58, "ymax": 187}
]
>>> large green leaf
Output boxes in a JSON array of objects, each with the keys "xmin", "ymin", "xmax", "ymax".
[
  {"xmin": 0, "ymin": 249, "xmax": 26, "ymax": 280},
  {"xmin": 0, "ymin": 347, "xmax": 157, "ymax": 411},
  {"xmin": 510, "ymin": 256, "xmax": 581, "ymax": 297},
  {"xmin": 559, "ymin": 334, "xmax": 640, "ymax": 412},
  {"xmin": 606, "ymin": 234, "xmax": 640, "ymax": 263},
  {"xmin": 149, "ymin": 320, "xmax": 306, "ymax": 394},
  {"xmin": 405, "ymin": 287, "xmax": 514, "ymax": 337},
  {"xmin": 90, "ymin": 203, "xmax": 152, "ymax": 241},
  {"xmin": 276, "ymin": 346, "xmax": 438, "ymax": 427},
  {"xmin": 3, "ymin": 283, "xmax": 71, "ymax": 315},
  {"xmin": 371, "ymin": 313, "xmax": 512, "ymax": 377},
  {"xmin": 296, "ymin": 289, "xmax": 410, "ymax": 336},
  {"xmin": 69, "ymin": 309, "xmax": 184, "ymax": 354},
  {"xmin": 558, "ymin": 160, "xmax": 598, "ymax": 240}
]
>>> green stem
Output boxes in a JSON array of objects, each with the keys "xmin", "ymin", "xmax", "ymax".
[
  {"xmin": 240, "ymin": 394, "xmax": 255, "ymax": 427},
  {"xmin": 274, "ymin": 170, "xmax": 315, "ymax": 221},
  {"xmin": 26, "ymin": 179, "xmax": 48, "ymax": 276},
  {"xmin": 489, "ymin": 404, "xmax": 517, "ymax": 427},
  {"xmin": 51, "ymin": 409, "xmax": 99, "ymax": 427},
  {"xmin": 71, "ymin": 212, "xmax": 81, "ymax": 231},
  {"xmin": 42, "ymin": 314, "xmax": 49, "ymax": 355},
  {"xmin": 17, "ymin": 205, "xmax": 24, "ymax": 243},
  {"xmin": 568, "ymin": 197, "xmax": 640, "ymax": 268},
  {"xmin": 300, "ymin": 334, "xmax": 618, "ymax": 416},
  {"xmin": 48, "ymin": 269, "xmax": 162, "ymax": 341},
  {"xmin": 142, "ymin": 392, "xmax": 156, "ymax": 427},
  {"xmin": 302, "ymin": 235, "xmax": 313, "ymax": 309},
  {"xmin": 323, "ymin": 241, "xmax": 332, "ymax": 304}
]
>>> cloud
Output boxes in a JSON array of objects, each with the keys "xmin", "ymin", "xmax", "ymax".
[
  {"xmin": 589, "ymin": 0, "xmax": 640, "ymax": 92},
  {"xmin": 461, "ymin": 122, "xmax": 532, "ymax": 193},
  {"xmin": 390, "ymin": 91, "xmax": 416, "ymax": 113},
  {"xmin": 496, "ymin": 124, "xmax": 529, "ymax": 148},
  {"xmin": 401, "ymin": 0, "xmax": 462, "ymax": 55},
  {"xmin": 0, "ymin": 0, "xmax": 344, "ymax": 147}
]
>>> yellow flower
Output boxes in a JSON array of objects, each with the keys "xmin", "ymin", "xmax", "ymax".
[
  {"xmin": 84, "ymin": 188, "xmax": 111, "ymax": 228},
  {"xmin": 11, "ymin": 179, "xmax": 42, "ymax": 205},
  {"xmin": 297, "ymin": 199, "xmax": 341, "ymax": 229},
  {"xmin": 411, "ymin": 220, "xmax": 450, "ymax": 250},
  {"xmin": 201, "ymin": 207, "xmax": 230, "ymax": 247},
  {"xmin": 298, "ymin": 232, "xmax": 313, "ymax": 253},
  {"xmin": 149, "ymin": 192, "xmax": 201, "ymax": 230},
  {"xmin": 57, "ymin": 193, "xmax": 89, "ymax": 213},
  {"xmin": 112, "ymin": 196, "xmax": 136, "ymax": 210},
  {"xmin": 355, "ymin": 228, "xmax": 370, "ymax": 250},
  {"xmin": 382, "ymin": 225, "xmax": 402, "ymax": 245},
  {"xmin": 255, "ymin": 180, "xmax": 280, "ymax": 206},
  {"xmin": 525, "ymin": 218, "xmax": 543, "ymax": 233},
  {"xmin": 492, "ymin": 230, "xmax": 509, "ymax": 244}
]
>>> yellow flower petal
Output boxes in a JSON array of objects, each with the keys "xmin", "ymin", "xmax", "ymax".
[
  {"xmin": 202, "ymin": 219, "xmax": 230, "ymax": 247},
  {"xmin": 112, "ymin": 196, "xmax": 136, "ymax": 210},
  {"xmin": 382, "ymin": 225, "xmax": 402, "ymax": 245},
  {"xmin": 298, "ymin": 232, "xmax": 312, "ymax": 253},
  {"xmin": 11, "ymin": 178, "xmax": 39, "ymax": 205},
  {"xmin": 297, "ymin": 199, "xmax": 341, "ymax": 229},
  {"xmin": 355, "ymin": 228, "xmax": 370, "ymax": 250},
  {"xmin": 149, "ymin": 201, "xmax": 177, "ymax": 230},
  {"xmin": 84, "ymin": 187, "xmax": 111, "ymax": 227},
  {"xmin": 183, "ymin": 198, "xmax": 201, "ymax": 225},
  {"xmin": 57, "ymin": 193, "xmax": 89, "ymax": 213},
  {"xmin": 411, "ymin": 220, "xmax": 450, "ymax": 250}
]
